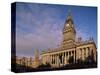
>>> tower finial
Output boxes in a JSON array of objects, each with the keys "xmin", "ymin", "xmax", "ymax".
[{"xmin": 67, "ymin": 9, "xmax": 72, "ymax": 20}]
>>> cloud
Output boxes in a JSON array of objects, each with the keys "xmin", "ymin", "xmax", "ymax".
[
  {"xmin": 16, "ymin": 3, "xmax": 64, "ymax": 57},
  {"xmin": 15, "ymin": 3, "xmax": 97, "ymax": 57},
  {"xmin": 16, "ymin": 23, "xmax": 62, "ymax": 57}
]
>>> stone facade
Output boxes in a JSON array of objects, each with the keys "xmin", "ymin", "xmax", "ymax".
[{"xmin": 41, "ymin": 12, "xmax": 97, "ymax": 68}]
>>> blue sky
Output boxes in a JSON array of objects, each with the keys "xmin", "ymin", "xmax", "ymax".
[{"xmin": 16, "ymin": 2, "xmax": 97, "ymax": 57}]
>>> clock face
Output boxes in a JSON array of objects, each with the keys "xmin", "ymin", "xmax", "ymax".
[{"xmin": 66, "ymin": 23, "xmax": 70, "ymax": 27}]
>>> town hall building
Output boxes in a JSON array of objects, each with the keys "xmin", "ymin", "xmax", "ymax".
[
  {"xmin": 16, "ymin": 12, "xmax": 97, "ymax": 68},
  {"xmin": 40, "ymin": 12, "xmax": 97, "ymax": 68}
]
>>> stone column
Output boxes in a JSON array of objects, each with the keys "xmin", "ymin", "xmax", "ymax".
[
  {"xmin": 82, "ymin": 48, "xmax": 84, "ymax": 61},
  {"xmin": 85, "ymin": 48, "xmax": 88, "ymax": 58},
  {"xmin": 56, "ymin": 54, "xmax": 58, "ymax": 66},
  {"xmin": 54, "ymin": 54, "xmax": 56, "ymax": 66},
  {"xmin": 74, "ymin": 50, "xmax": 76, "ymax": 63},
  {"xmin": 90, "ymin": 47, "xmax": 92, "ymax": 56},
  {"xmin": 49, "ymin": 55, "xmax": 51, "ymax": 64},
  {"xmin": 61, "ymin": 53, "xmax": 63, "ymax": 66},
  {"xmin": 63, "ymin": 53, "xmax": 64, "ymax": 65},
  {"xmin": 52, "ymin": 55, "xmax": 53, "ymax": 64},
  {"xmin": 46, "ymin": 55, "xmax": 48, "ymax": 63},
  {"xmin": 53, "ymin": 55, "xmax": 55, "ymax": 65},
  {"xmin": 64, "ymin": 52, "xmax": 67, "ymax": 65},
  {"xmin": 45, "ymin": 56, "xmax": 46, "ymax": 64},
  {"xmin": 62, "ymin": 53, "xmax": 63, "ymax": 65},
  {"xmin": 58, "ymin": 54, "xmax": 60, "ymax": 67},
  {"xmin": 52, "ymin": 55, "xmax": 54, "ymax": 64},
  {"xmin": 57, "ymin": 55, "xmax": 59, "ymax": 67},
  {"xmin": 55, "ymin": 54, "xmax": 56, "ymax": 66},
  {"xmin": 46, "ymin": 55, "xmax": 48, "ymax": 64},
  {"xmin": 93, "ymin": 46, "xmax": 96, "ymax": 62},
  {"xmin": 55, "ymin": 54, "xmax": 57, "ymax": 67},
  {"xmin": 43, "ymin": 56, "xmax": 45, "ymax": 64},
  {"xmin": 50, "ymin": 55, "xmax": 52, "ymax": 65},
  {"xmin": 81, "ymin": 49, "xmax": 83, "ymax": 61},
  {"xmin": 76, "ymin": 49, "xmax": 79, "ymax": 61},
  {"xmin": 54, "ymin": 54, "xmax": 56, "ymax": 65},
  {"xmin": 50, "ymin": 55, "xmax": 51, "ymax": 65},
  {"xmin": 59, "ymin": 53, "xmax": 61, "ymax": 66}
]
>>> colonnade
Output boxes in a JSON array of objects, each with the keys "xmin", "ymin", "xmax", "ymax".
[
  {"xmin": 42, "ymin": 46, "xmax": 96, "ymax": 67},
  {"xmin": 42, "ymin": 49, "xmax": 76, "ymax": 67}
]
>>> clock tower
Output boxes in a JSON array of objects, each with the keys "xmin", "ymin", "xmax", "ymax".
[{"xmin": 62, "ymin": 12, "xmax": 76, "ymax": 49}]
